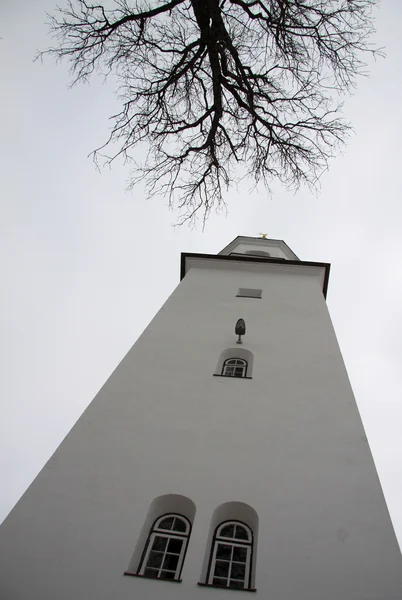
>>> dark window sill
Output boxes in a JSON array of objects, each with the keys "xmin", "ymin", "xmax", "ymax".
[
  {"xmin": 213, "ymin": 374, "xmax": 252, "ymax": 380},
  {"xmin": 198, "ymin": 583, "xmax": 256, "ymax": 592},
  {"xmin": 124, "ymin": 572, "xmax": 182, "ymax": 583},
  {"xmin": 236, "ymin": 296, "xmax": 261, "ymax": 299}
]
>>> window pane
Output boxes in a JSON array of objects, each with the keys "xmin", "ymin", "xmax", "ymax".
[
  {"xmin": 235, "ymin": 525, "xmax": 249, "ymax": 540},
  {"xmin": 231, "ymin": 563, "xmax": 246, "ymax": 580},
  {"xmin": 232, "ymin": 546, "xmax": 247, "ymax": 562},
  {"xmin": 146, "ymin": 551, "xmax": 164, "ymax": 568},
  {"xmin": 216, "ymin": 543, "xmax": 232, "ymax": 560},
  {"xmin": 167, "ymin": 538, "xmax": 183, "ymax": 554},
  {"xmin": 172, "ymin": 518, "xmax": 186, "ymax": 532},
  {"xmin": 220, "ymin": 524, "xmax": 235, "ymax": 538},
  {"xmin": 214, "ymin": 561, "xmax": 230, "ymax": 577},
  {"xmin": 163, "ymin": 553, "xmax": 179, "ymax": 571},
  {"xmin": 151, "ymin": 536, "xmax": 168, "ymax": 551},
  {"xmin": 213, "ymin": 577, "xmax": 228, "ymax": 587},
  {"xmin": 143, "ymin": 568, "xmax": 159, "ymax": 578},
  {"xmin": 229, "ymin": 579, "xmax": 245, "ymax": 589},
  {"xmin": 158, "ymin": 517, "xmax": 174, "ymax": 530},
  {"xmin": 160, "ymin": 570, "xmax": 175, "ymax": 580}
]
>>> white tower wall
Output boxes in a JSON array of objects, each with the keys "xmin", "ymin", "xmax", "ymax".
[{"xmin": 0, "ymin": 244, "xmax": 401, "ymax": 600}]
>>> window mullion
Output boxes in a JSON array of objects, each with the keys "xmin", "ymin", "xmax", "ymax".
[
  {"xmin": 209, "ymin": 541, "xmax": 220, "ymax": 585},
  {"xmin": 228, "ymin": 545, "xmax": 234, "ymax": 587},
  {"xmin": 244, "ymin": 546, "xmax": 251, "ymax": 587},
  {"xmin": 175, "ymin": 538, "xmax": 187, "ymax": 580},
  {"xmin": 160, "ymin": 542, "xmax": 168, "ymax": 577},
  {"xmin": 139, "ymin": 531, "xmax": 155, "ymax": 575}
]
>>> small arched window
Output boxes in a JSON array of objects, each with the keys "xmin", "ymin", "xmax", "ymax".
[
  {"xmin": 138, "ymin": 514, "xmax": 190, "ymax": 580},
  {"xmin": 222, "ymin": 358, "xmax": 248, "ymax": 378},
  {"xmin": 208, "ymin": 521, "xmax": 253, "ymax": 589}
]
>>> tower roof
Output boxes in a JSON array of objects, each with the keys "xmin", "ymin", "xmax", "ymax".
[{"xmin": 219, "ymin": 236, "xmax": 299, "ymax": 260}]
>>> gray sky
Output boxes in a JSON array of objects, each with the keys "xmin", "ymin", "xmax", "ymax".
[{"xmin": 1, "ymin": 0, "xmax": 402, "ymax": 545}]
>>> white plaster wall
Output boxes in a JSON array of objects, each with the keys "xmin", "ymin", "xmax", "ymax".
[{"xmin": 0, "ymin": 262, "xmax": 401, "ymax": 600}]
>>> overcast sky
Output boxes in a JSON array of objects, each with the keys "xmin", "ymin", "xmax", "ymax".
[{"xmin": 1, "ymin": 0, "xmax": 402, "ymax": 545}]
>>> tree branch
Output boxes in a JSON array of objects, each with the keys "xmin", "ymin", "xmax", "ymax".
[{"xmin": 41, "ymin": 0, "xmax": 381, "ymax": 224}]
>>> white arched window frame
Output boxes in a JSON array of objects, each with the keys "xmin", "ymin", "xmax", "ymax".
[
  {"xmin": 222, "ymin": 358, "xmax": 248, "ymax": 378},
  {"xmin": 208, "ymin": 521, "xmax": 253, "ymax": 589},
  {"xmin": 138, "ymin": 514, "xmax": 191, "ymax": 581}
]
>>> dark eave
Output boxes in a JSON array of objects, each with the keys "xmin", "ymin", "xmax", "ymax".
[{"xmin": 180, "ymin": 253, "xmax": 331, "ymax": 298}]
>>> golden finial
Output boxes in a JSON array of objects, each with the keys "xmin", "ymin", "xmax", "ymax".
[{"xmin": 259, "ymin": 233, "xmax": 268, "ymax": 239}]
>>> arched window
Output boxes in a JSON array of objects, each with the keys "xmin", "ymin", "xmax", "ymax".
[
  {"xmin": 214, "ymin": 349, "xmax": 254, "ymax": 379},
  {"xmin": 208, "ymin": 521, "xmax": 253, "ymax": 589},
  {"xmin": 222, "ymin": 358, "xmax": 248, "ymax": 378},
  {"xmin": 138, "ymin": 514, "xmax": 190, "ymax": 581}
]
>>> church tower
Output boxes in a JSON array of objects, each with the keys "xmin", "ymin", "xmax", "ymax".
[{"xmin": 1, "ymin": 236, "xmax": 401, "ymax": 600}]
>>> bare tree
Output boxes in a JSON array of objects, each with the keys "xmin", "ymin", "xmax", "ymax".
[{"xmin": 42, "ymin": 0, "xmax": 380, "ymax": 223}]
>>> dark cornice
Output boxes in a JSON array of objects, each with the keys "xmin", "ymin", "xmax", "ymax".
[{"xmin": 180, "ymin": 253, "xmax": 331, "ymax": 298}]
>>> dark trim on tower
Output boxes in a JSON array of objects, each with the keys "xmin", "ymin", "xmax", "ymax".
[
  {"xmin": 124, "ymin": 572, "xmax": 182, "ymax": 583},
  {"xmin": 197, "ymin": 582, "xmax": 257, "ymax": 592},
  {"xmin": 213, "ymin": 374, "xmax": 253, "ymax": 380}
]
